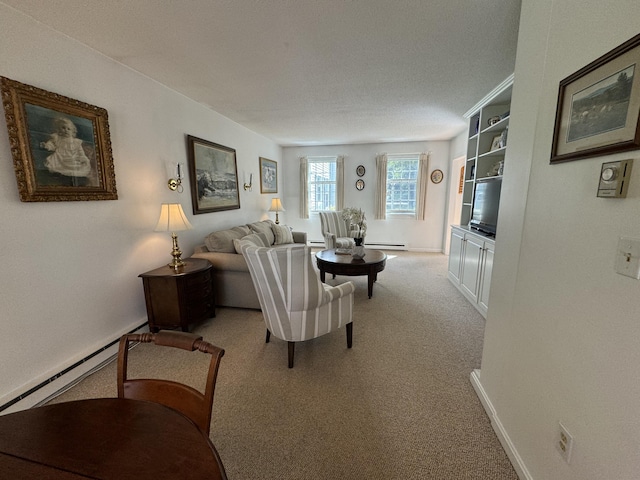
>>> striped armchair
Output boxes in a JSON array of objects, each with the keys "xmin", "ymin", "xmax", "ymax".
[
  {"xmin": 241, "ymin": 244, "xmax": 355, "ymax": 368},
  {"xmin": 319, "ymin": 210, "xmax": 354, "ymax": 249}
]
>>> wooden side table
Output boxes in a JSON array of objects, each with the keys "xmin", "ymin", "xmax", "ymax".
[{"xmin": 139, "ymin": 258, "xmax": 215, "ymax": 332}]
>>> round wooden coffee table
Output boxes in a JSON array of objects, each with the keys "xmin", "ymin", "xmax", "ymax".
[{"xmin": 315, "ymin": 248, "xmax": 387, "ymax": 298}]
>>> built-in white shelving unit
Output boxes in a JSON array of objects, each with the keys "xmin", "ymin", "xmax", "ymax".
[
  {"xmin": 449, "ymin": 74, "xmax": 513, "ymax": 318},
  {"xmin": 460, "ymin": 75, "xmax": 513, "ymax": 226}
]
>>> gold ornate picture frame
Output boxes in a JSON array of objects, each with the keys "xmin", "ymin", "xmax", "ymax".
[{"xmin": 0, "ymin": 77, "xmax": 117, "ymax": 201}]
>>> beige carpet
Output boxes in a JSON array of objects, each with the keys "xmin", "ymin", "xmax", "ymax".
[{"xmin": 50, "ymin": 251, "xmax": 517, "ymax": 480}]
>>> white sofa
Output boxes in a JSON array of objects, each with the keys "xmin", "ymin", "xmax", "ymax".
[{"xmin": 191, "ymin": 220, "xmax": 307, "ymax": 309}]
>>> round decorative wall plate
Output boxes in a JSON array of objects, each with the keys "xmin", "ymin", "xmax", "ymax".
[
  {"xmin": 430, "ymin": 169, "xmax": 444, "ymax": 184},
  {"xmin": 355, "ymin": 179, "xmax": 365, "ymax": 191},
  {"xmin": 356, "ymin": 165, "xmax": 365, "ymax": 177}
]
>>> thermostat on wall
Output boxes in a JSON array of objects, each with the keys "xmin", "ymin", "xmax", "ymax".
[{"xmin": 597, "ymin": 159, "xmax": 633, "ymax": 198}]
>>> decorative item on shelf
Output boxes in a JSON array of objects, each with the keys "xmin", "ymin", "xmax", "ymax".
[
  {"xmin": 154, "ymin": 203, "xmax": 193, "ymax": 269},
  {"xmin": 490, "ymin": 134, "xmax": 502, "ymax": 151},
  {"xmin": 498, "ymin": 160, "xmax": 504, "ymax": 176},
  {"xmin": 342, "ymin": 207, "xmax": 367, "ymax": 259},
  {"xmin": 430, "ymin": 169, "xmax": 444, "ymax": 184},
  {"xmin": 268, "ymin": 198, "xmax": 285, "ymax": 224},
  {"xmin": 356, "ymin": 165, "xmax": 366, "ymax": 176},
  {"xmin": 487, "ymin": 116, "xmax": 501, "ymax": 126},
  {"xmin": 355, "ymin": 179, "xmax": 365, "ymax": 191},
  {"xmin": 499, "ymin": 127, "xmax": 508, "ymax": 148},
  {"xmin": 167, "ymin": 163, "xmax": 184, "ymax": 193},
  {"xmin": 243, "ymin": 173, "xmax": 252, "ymax": 191},
  {"xmin": 487, "ymin": 161, "xmax": 502, "ymax": 177}
]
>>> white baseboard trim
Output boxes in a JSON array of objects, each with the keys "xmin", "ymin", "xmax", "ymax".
[
  {"xmin": 0, "ymin": 320, "xmax": 148, "ymax": 414},
  {"xmin": 470, "ymin": 369, "xmax": 533, "ymax": 480}
]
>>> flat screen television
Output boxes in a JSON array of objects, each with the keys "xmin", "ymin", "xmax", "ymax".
[{"xmin": 470, "ymin": 177, "xmax": 502, "ymax": 236}]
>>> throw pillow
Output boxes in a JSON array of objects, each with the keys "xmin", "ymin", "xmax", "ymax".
[
  {"xmin": 233, "ymin": 233, "xmax": 270, "ymax": 253},
  {"xmin": 272, "ymin": 224, "xmax": 294, "ymax": 245},
  {"xmin": 248, "ymin": 220, "xmax": 275, "ymax": 246},
  {"xmin": 204, "ymin": 226, "xmax": 251, "ymax": 253}
]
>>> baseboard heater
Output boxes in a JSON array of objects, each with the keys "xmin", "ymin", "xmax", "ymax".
[
  {"xmin": 0, "ymin": 322, "xmax": 147, "ymax": 413},
  {"xmin": 309, "ymin": 240, "xmax": 407, "ymax": 251}
]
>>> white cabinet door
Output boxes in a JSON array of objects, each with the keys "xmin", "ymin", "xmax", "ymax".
[
  {"xmin": 460, "ymin": 235, "xmax": 484, "ymax": 302},
  {"xmin": 448, "ymin": 229, "xmax": 465, "ymax": 284},
  {"xmin": 478, "ymin": 242, "xmax": 494, "ymax": 315}
]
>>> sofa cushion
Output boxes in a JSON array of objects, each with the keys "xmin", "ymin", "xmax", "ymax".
[
  {"xmin": 272, "ymin": 224, "xmax": 294, "ymax": 245},
  {"xmin": 204, "ymin": 225, "xmax": 251, "ymax": 253},
  {"xmin": 233, "ymin": 232, "xmax": 270, "ymax": 253},
  {"xmin": 248, "ymin": 220, "xmax": 276, "ymax": 246}
]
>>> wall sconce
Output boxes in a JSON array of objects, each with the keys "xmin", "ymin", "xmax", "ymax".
[
  {"xmin": 244, "ymin": 173, "xmax": 253, "ymax": 191},
  {"xmin": 269, "ymin": 198, "xmax": 285, "ymax": 224},
  {"xmin": 167, "ymin": 163, "xmax": 184, "ymax": 193}
]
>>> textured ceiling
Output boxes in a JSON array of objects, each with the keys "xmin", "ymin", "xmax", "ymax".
[{"xmin": 3, "ymin": 0, "xmax": 521, "ymax": 146}]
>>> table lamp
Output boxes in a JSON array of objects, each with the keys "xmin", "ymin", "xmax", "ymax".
[
  {"xmin": 269, "ymin": 198, "xmax": 285, "ymax": 224},
  {"xmin": 154, "ymin": 203, "xmax": 193, "ymax": 268}
]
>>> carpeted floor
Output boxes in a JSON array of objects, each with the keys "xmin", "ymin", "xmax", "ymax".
[{"xmin": 49, "ymin": 251, "xmax": 517, "ymax": 479}]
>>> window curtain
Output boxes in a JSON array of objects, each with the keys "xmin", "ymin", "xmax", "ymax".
[
  {"xmin": 336, "ymin": 155, "xmax": 345, "ymax": 211},
  {"xmin": 299, "ymin": 156, "xmax": 308, "ymax": 219},
  {"xmin": 374, "ymin": 153, "xmax": 387, "ymax": 220},
  {"xmin": 416, "ymin": 152, "xmax": 430, "ymax": 220}
]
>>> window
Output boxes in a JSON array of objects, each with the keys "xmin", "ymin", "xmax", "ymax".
[
  {"xmin": 308, "ymin": 156, "xmax": 337, "ymax": 212},
  {"xmin": 386, "ymin": 154, "xmax": 419, "ymax": 215}
]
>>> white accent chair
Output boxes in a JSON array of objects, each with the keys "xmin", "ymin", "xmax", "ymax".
[
  {"xmin": 319, "ymin": 210, "xmax": 354, "ymax": 249},
  {"xmin": 241, "ymin": 243, "xmax": 355, "ymax": 368}
]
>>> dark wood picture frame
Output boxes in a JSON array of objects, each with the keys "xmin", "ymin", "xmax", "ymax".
[
  {"xmin": 551, "ymin": 33, "xmax": 640, "ymax": 163},
  {"xmin": 259, "ymin": 157, "xmax": 277, "ymax": 194},
  {"xmin": 186, "ymin": 135, "xmax": 240, "ymax": 214},
  {"xmin": 0, "ymin": 77, "xmax": 117, "ymax": 202}
]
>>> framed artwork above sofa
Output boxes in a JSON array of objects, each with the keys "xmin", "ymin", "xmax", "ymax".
[{"xmin": 186, "ymin": 135, "xmax": 240, "ymax": 214}]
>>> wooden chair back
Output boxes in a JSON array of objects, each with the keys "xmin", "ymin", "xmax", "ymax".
[{"xmin": 117, "ymin": 331, "xmax": 225, "ymax": 435}]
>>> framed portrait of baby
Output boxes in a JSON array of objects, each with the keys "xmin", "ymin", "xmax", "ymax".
[{"xmin": 0, "ymin": 77, "xmax": 117, "ymax": 201}]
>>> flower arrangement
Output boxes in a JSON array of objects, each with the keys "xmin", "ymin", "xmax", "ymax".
[{"xmin": 342, "ymin": 207, "xmax": 367, "ymax": 240}]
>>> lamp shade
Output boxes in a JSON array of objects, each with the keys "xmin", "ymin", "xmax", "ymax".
[
  {"xmin": 154, "ymin": 203, "xmax": 193, "ymax": 232},
  {"xmin": 268, "ymin": 198, "xmax": 285, "ymax": 212}
]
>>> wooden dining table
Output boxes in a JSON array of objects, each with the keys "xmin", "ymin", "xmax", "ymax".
[{"xmin": 0, "ymin": 397, "xmax": 227, "ymax": 479}]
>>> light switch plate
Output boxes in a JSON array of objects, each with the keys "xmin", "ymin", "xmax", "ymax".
[{"xmin": 615, "ymin": 237, "xmax": 640, "ymax": 279}]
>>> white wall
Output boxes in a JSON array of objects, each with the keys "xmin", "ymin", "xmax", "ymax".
[
  {"xmin": 282, "ymin": 141, "xmax": 451, "ymax": 252},
  {"xmin": 0, "ymin": 5, "xmax": 280, "ymax": 409},
  {"xmin": 479, "ymin": 1, "xmax": 640, "ymax": 479}
]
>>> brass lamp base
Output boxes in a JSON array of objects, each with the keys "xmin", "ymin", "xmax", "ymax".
[{"xmin": 168, "ymin": 232, "xmax": 185, "ymax": 269}]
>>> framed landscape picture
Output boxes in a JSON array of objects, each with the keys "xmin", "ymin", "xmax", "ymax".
[
  {"xmin": 186, "ymin": 135, "xmax": 240, "ymax": 214},
  {"xmin": 259, "ymin": 157, "xmax": 277, "ymax": 193},
  {"xmin": 551, "ymin": 33, "xmax": 640, "ymax": 163},
  {"xmin": 0, "ymin": 76, "xmax": 117, "ymax": 201}
]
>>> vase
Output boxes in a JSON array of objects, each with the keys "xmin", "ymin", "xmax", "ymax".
[{"xmin": 352, "ymin": 238, "xmax": 365, "ymax": 259}]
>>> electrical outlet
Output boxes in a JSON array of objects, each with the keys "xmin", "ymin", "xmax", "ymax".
[{"xmin": 555, "ymin": 422, "xmax": 574, "ymax": 463}]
